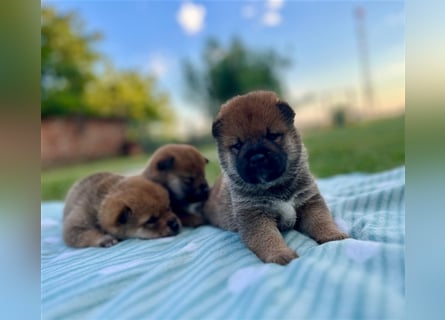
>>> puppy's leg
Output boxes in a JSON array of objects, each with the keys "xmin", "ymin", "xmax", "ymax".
[
  {"xmin": 64, "ymin": 227, "xmax": 118, "ymax": 248},
  {"xmin": 295, "ymin": 193, "xmax": 348, "ymax": 243},
  {"xmin": 238, "ymin": 211, "xmax": 298, "ymax": 265},
  {"xmin": 63, "ymin": 213, "xmax": 118, "ymax": 248},
  {"xmin": 177, "ymin": 212, "xmax": 206, "ymax": 227}
]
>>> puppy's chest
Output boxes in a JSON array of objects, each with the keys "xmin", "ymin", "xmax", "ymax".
[{"xmin": 275, "ymin": 199, "xmax": 297, "ymax": 230}]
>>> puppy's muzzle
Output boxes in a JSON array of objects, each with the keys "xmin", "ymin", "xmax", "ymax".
[
  {"xmin": 168, "ymin": 219, "xmax": 180, "ymax": 234},
  {"xmin": 237, "ymin": 146, "xmax": 287, "ymax": 184},
  {"xmin": 199, "ymin": 183, "xmax": 210, "ymax": 198},
  {"xmin": 249, "ymin": 153, "xmax": 267, "ymax": 166},
  {"xmin": 186, "ymin": 183, "xmax": 209, "ymax": 202}
]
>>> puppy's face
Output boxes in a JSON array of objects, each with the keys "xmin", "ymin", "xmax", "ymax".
[
  {"xmin": 143, "ymin": 144, "xmax": 210, "ymax": 203},
  {"xmin": 212, "ymin": 91, "xmax": 302, "ymax": 185},
  {"xmin": 99, "ymin": 177, "xmax": 181, "ymax": 239}
]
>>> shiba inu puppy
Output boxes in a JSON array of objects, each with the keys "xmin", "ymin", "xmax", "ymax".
[
  {"xmin": 63, "ymin": 173, "xmax": 180, "ymax": 248},
  {"xmin": 142, "ymin": 144, "xmax": 210, "ymax": 227},
  {"xmin": 204, "ymin": 91, "xmax": 348, "ymax": 265}
]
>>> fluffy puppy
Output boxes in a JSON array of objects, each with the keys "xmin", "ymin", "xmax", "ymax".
[
  {"xmin": 142, "ymin": 144, "xmax": 210, "ymax": 227},
  {"xmin": 204, "ymin": 91, "xmax": 348, "ymax": 265},
  {"xmin": 63, "ymin": 173, "xmax": 181, "ymax": 248}
]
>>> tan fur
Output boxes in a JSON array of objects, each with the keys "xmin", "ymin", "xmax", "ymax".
[
  {"xmin": 204, "ymin": 91, "xmax": 348, "ymax": 265},
  {"xmin": 141, "ymin": 144, "xmax": 210, "ymax": 227},
  {"xmin": 63, "ymin": 173, "xmax": 181, "ymax": 248}
]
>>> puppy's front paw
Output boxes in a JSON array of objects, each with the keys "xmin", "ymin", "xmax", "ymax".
[
  {"xmin": 264, "ymin": 248, "xmax": 298, "ymax": 265},
  {"xmin": 316, "ymin": 230, "xmax": 348, "ymax": 244},
  {"xmin": 98, "ymin": 234, "xmax": 119, "ymax": 248}
]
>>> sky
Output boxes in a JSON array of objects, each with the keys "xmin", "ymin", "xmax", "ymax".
[{"xmin": 43, "ymin": 0, "xmax": 405, "ymax": 135}]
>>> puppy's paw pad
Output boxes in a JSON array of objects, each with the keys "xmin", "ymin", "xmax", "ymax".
[
  {"xmin": 265, "ymin": 248, "xmax": 298, "ymax": 265},
  {"xmin": 317, "ymin": 231, "xmax": 349, "ymax": 244},
  {"xmin": 99, "ymin": 235, "xmax": 118, "ymax": 248}
]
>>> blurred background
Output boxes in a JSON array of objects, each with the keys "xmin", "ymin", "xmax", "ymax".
[{"xmin": 41, "ymin": 0, "xmax": 405, "ymax": 201}]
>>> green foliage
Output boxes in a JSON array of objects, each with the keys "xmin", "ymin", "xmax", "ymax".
[
  {"xmin": 183, "ymin": 37, "xmax": 290, "ymax": 117},
  {"xmin": 84, "ymin": 64, "xmax": 172, "ymax": 121},
  {"xmin": 41, "ymin": 6, "xmax": 172, "ymax": 122},
  {"xmin": 41, "ymin": 6, "xmax": 101, "ymax": 117},
  {"xmin": 331, "ymin": 104, "xmax": 349, "ymax": 128}
]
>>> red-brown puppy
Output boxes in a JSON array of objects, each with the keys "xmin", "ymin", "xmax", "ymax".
[
  {"xmin": 63, "ymin": 172, "xmax": 180, "ymax": 248},
  {"xmin": 204, "ymin": 91, "xmax": 348, "ymax": 265},
  {"xmin": 142, "ymin": 144, "xmax": 209, "ymax": 227}
]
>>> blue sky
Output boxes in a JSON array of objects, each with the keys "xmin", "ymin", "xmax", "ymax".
[{"xmin": 43, "ymin": 0, "xmax": 405, "ymax": 135}]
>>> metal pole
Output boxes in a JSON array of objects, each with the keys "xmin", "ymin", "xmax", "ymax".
[{"xmin": 355, "ymin": 7, "xmax": 374, "ymax": 113}]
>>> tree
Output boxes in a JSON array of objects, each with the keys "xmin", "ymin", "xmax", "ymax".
[
  {"xmin": 41, "ymin": 6, "xmax": 101, "ymax": 117},
  {"xmin": 41, "ymin": 6, "xmax": 173, "ymax": 124},
  {"xmin": 183, "ymin": 37, "xmax": 291, "ymax": 118},
  {"xmin": 84, "ymin": 63, "xmax": 172, "ymax": 122}
]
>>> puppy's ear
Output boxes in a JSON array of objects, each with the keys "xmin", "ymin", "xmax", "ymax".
[
  {"xmin": 276, "ymin": 101, "xmax": 295, "ymax": 126},
  {"xmin": 157, "ymin": 156, "xmax": 175, "ymax": 170},
  {"xmin": 212, "ymin": 119, "xmax": 222, "ymax": 138},
  {"xmin": 117, "ymin": 206, "xmax": 132, "ymax": 225}
]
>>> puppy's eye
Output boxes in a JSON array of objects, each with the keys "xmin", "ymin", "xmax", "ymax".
[
  {"xmin": 145, "ymin": 216, "xmax": 158, "ymax": 225},
  {"xmin": 118, "ymin": 206, "xmax": 132, "ymax": 225},
  {"xmin": 266, "ymin": 131, "xmax": 283, "ymax": 142},
  {"xmin": 230, "ymin": 140, "xmax": 243, "ymax": 152},
  {"xmin": 184, "ymin": 177, "xmax": 194, "ymax": 185}
]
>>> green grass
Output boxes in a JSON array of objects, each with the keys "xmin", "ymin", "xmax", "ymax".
[
  {"xmin": 41, "ymin": 155, "xmax": 150, "ymax": 201},
  {"xmin": 41, "ymin": 115, "xmax": 404, "ymax": 201},
  {"xmin": 303, "ymin": 115, "xmax": 404, "ymax": 177}
]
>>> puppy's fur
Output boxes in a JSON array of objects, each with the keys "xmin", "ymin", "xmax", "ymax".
[
  {"xmin": 142, "ymin": 144, "xmax": 209, "ymax": 227},
  {"xmin": 204, "ymin": 91, "xmax": 348, "ymax": 265},
  {"xmin": 63, "ymin": 173, "xmax": 181, "ymax": 248}
]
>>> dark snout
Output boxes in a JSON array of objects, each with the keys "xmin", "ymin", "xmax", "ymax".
[
  {"xmin": 249, "ymin": 153, "xmax": 267, "ymax": 166},
  {"xmin": 199, "ymin": 183, "xmax": 209, "ymax": 198},
  {"xmin": 236, "ymin": 144, "xmax": 287, "ymax": 184},
  {"xmin": 168, "ymin": 218, "xmax": 180, "ymax": 234},
  {"xmin": 186, "ymin": 182, "xmax": 209, "ymax": 203}
]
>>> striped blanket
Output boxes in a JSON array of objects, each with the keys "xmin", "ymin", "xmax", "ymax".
[{"xmin": 41, "ymin": 166, "xmax": 405, "ymax": 319}]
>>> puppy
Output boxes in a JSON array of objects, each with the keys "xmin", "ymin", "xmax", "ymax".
[
  {"xmin": 142, "ymin": 144, "xmax": 210, "ymax": 227},
  {"xmin": 204, "ymin": 91, "xmax": 348, "ymax": 265},
  {"xmin": 63, "ymin": 172, "xmax": 181, "ymax": 248}
]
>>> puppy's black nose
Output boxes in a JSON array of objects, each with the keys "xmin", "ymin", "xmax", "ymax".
[
  {"xmin": 249, "ymin": 153, "xmax": 266, "ymax": 166},
  {"xmin": 200, "ymin": 184, "xmax": 209, "ymax": 195},
  {"xmin": 168, "ymin": 219, "xmax": 180, "ymax": 234}
]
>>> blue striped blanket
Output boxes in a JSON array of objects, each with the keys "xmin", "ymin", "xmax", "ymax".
[{"xmin": 41, "ymin": 167, "xmax": 405, "ymax": 319}]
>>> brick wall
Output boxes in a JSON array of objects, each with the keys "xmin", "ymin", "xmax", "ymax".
[{"xmin": 41, "ymin": 117, "xmax": 127, "ymax": 168}]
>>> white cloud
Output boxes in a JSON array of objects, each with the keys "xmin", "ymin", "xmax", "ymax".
[
  {"xmin": 262, "ymin": 10, "xmax": 281, "ymax": 27},
  {"xmin": 261, "ymin": 0, "xmax": 284, "ymax": 27},
  {"xmin": 146, "ymin": 53, "xmax": 169, "ymax": 78},
  {"xmin": 177, "ymin": 1, "xmax": 206, "ymax": 35},
  {"xmin": 266, "ymin": 0, "xmax": 284, "ymax": 10},
  {"xmin": 242, "ymin": 5, "xmax": 256, "ymax": 19}
]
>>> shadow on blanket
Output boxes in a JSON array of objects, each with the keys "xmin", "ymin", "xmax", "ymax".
[{"xmin": 41, "ymin": 167, "xmax": 405, "ymax": 320}]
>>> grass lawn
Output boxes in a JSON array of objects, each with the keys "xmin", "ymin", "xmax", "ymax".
[
  {"xmin": 41, "ymin": 155, "xmax": 150, "ymax": 201},
  {"xmin": 303, "ymin": 115, "xmax": 404, "ymax": 178},
  {"xmin": 41, "ymin": 115, "xmax": 404, "ymax": 201}
]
